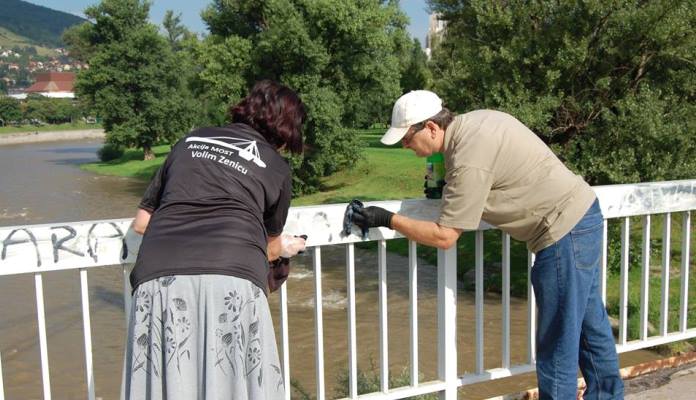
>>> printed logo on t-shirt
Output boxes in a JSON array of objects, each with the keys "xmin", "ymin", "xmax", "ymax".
[{"xmin": 185, "ymin": 136, "xmax": 267, "ymax": 174}]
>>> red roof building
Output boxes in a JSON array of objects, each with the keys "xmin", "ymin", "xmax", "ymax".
[{"xmin": 26, "ymin": 72, "xmax": 75, "ymax": 95}]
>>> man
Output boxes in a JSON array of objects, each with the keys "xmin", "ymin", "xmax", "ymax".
[{"xmin": 351, "ymin": 90, "xmax": 624, "ymax": 399}]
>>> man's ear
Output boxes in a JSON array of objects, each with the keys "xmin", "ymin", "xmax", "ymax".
[{"xmin": 426, "ymin": 120, "xmax": 441, "ymax": 138}]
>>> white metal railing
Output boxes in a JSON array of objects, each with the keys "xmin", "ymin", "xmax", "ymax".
[{"xmin": 0, "ymin": 180, "xmax": 695, "ymax": 399}]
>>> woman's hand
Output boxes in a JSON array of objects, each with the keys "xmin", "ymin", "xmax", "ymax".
[{"xmin": 280, "ymin": 234, "xmax": 306, "ymax": 258}]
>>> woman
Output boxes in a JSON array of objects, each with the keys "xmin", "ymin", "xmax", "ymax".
[{"xmin": 122, "ymin": 80, "xmax": 307, "ymax": 400}]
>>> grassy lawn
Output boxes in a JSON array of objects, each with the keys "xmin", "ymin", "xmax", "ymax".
[
  {"xmin": 81, "ymin": 129, "xmax": 695, "ymax": 352},
  {"xmin": 80, "ymin": 144, "xmax": 171, "ymax": 180},
  {"xmin": 293, "ymin": 131, "xmax": 425, "ymax": 205},
  {"xmin": 0, "ymin": 122, "xmax": 102, "ymax": 134}
]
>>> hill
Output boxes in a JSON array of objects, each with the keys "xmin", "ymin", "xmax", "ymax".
[
  {"xmin": 0, "ymin": 0, "xmax": 86, "ymax": 48},
  {"xmin": 0, "ymin": 26, "xmax": 57, "ymax": 56}
]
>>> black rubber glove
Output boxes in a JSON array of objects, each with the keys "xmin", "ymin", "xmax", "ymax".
[{"xmin": 352, "ymin": 206, "xmax": 394, "ymax": 232}]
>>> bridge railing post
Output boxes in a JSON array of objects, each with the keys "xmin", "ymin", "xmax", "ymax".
[{"xmin": 437, "ymin": 246, "xmax": 457, "ymax": 399}]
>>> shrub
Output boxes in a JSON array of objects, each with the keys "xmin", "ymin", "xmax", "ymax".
[{"xmin": 97, "ymin": 143, "xmax": 124, "ymax": 162}]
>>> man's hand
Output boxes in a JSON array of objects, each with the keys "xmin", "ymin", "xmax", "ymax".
[
  {"xmin": 280, "ymin": 234, "xmax": 306, "ymax": 258},
  {"xmin": 352, "ymin": 206, "xmax": 394, "ymax": 232}
]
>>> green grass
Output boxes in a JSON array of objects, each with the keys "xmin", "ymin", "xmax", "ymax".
[
  {"xmin": 605, "ymin": 262, "xmax": 696, "ymax": 354},
  {"xmin": 0, "ymin": 27, "xmax": 57, "ymax": 57},
  {"xmin": 293, "ymin": 131, "xmax": 425, "ymax": 205},
  {"xmin": 80, "ymin": 144, "xmax": 171, "ymax": 180},
  {"xmin": 0, "ymin": 122, "xmax": 101, "ymax": 134}
]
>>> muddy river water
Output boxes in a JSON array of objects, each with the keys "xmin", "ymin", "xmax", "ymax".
[{"xmin": 0, "ymin": 139, "xmax": 659, "ymax": 399}]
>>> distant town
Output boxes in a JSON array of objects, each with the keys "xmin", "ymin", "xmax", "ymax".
[{"xmin": 0, "ymin": 45, "xmax": 86, "ymax": 98}]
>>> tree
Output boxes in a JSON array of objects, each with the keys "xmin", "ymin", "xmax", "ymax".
[
  {"xmin": 429, "ymin": 0, "xmax": 696, "ymax": 185},
  {"xmin": 0, "ymin": 97, "xmax": 22, "ymax": 124},
  {"xmin": 189, "ymin": 34, "xmax": 251, "ymax": 126},
  {"xmin": 162, "ymin": 10, "xmax": 194, "ymax": 51},
  {"xmin": 64, "ymin": 0, "xmax": 195, "ymax": 160},
  {"xmin": 200, "ymin": 0, "xmax": 411, "ymax": 193},
  {"xmin": 399, "ymin": 38, "xmax": 432, "ymax": 95},
  {"xmin": 23, "ymin": 94, "xmax": 47, "ymax": 123}
]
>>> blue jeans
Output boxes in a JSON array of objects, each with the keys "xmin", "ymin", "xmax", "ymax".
[{"xmin": 531, "ymin": 200, "xmax": 624, "ymax": 399}]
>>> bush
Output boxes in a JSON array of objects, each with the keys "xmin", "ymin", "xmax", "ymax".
[
  {"xmin": 97, "ymin": 143, "xmax": 125, "ymax": 162},
  {"xmin": 0, "ymin": 97, "xmax": 22, "ymax": 123}
]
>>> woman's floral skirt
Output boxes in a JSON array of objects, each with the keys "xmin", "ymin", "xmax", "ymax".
[{"xmin": 122, "ymin": 274, "xmax": 284, "ymax": 399}]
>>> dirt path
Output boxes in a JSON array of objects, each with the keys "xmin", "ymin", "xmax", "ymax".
[{"xmin": 0, "ymin": 129, "xmax": 105, "ymax": 146}]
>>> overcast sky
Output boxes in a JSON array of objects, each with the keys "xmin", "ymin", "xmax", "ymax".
[{"xmin": 26, "ymin": 0, "xmax": 432, "ymax": 46}]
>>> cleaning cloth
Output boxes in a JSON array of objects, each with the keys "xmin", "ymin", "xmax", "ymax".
[{"xmin": 342, "ymin": 199, "xmax": 368, "ymax": 239}]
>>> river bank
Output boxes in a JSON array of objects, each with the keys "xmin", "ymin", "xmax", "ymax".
[{"xmin": 0, "ymin": 128, "xmax": 105, "ymax": 145}]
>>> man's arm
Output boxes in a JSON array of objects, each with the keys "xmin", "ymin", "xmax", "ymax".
[
  {"xmin": 391, "ymin": 214, "xmax": 462, "ymax": 249},
  {"xmin": 352, "ymin": 206, "xmax": 462, "ymax": 250}
]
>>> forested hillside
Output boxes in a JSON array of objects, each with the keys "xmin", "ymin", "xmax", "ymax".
[{"xmin": 0, "ymin": 0, "xmax": 86, "ymax": 47}]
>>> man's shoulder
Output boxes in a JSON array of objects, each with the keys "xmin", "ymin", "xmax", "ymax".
[
  {"xmin": 459, "ymin": 109, "xmax": 516, "ymax": 123},
  {"xmin": 449, "ymin": 109, "xmax": 512, "ymax": 139}
]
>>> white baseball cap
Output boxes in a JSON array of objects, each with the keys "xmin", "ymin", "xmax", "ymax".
[{"xmin": 381, "ymin": 90, "xmax": 443, "ymax": 145}]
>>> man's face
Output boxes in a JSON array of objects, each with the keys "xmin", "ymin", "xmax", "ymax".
[{"xmin": 401, "ymin": 125, "xmax": 433, "ymax": 157}]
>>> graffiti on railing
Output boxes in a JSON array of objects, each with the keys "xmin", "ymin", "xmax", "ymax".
[
  {"xmin": 2, "ymin": 228, "xmax": 41, "ymax": 266},
  {"xmin": 0, "ymin": 220, "xmax": 137, "ymax": 274}
]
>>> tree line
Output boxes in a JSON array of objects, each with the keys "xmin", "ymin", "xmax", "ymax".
[
  {"xmin": 0, "ymin": 95, "xmax": 87, "ymax": 126},
  {"xmin": 63, "ymin": 0, "xmax": 694, "ymax": 194}
]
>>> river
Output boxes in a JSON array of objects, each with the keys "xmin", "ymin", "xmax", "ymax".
[{"xmin": 0, "ymin": 139, "xmax": 660, "ymax": 399}]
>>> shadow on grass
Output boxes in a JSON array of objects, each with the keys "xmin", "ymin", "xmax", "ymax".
[
  {"xmin": 361, "ymin": 136, "xmax": 393, "ymax": 149},
  {"xmin": 106, "ymin": 146, "xmax": 170, "ymax": 163},
  {"xmin": 354, "ymin": 127, "xmax": 394, "ymax": 149}
]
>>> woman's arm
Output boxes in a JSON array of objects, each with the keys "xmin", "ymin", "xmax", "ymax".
[
  {"xmin": 267, "ymin": 234, "xmax": 282, "ymax": 261},
  {"xmin": 132, "ymin": 208, "xmax": 153, "ymax": 235}
]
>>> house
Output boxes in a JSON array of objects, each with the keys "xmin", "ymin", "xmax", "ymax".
[{"xmin": 24, "ymin": 71, "xmax": 75, "ymax": 99}]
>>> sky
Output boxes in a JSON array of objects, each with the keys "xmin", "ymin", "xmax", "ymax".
[{"xmin": 26, "ymin": 0, "xmax": 432, "ymax": 45}]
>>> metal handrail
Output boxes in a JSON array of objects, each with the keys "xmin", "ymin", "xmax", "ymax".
[{"xmin": 0, "ymin": 179, "xmax": 695, "ymax": 400}]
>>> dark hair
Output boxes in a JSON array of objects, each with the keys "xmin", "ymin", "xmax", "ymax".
[
  {"xmin": 410, "ymin": 108, "xmax": 455, "ymax": 132},
  {"xmin": 230, "ymin": 80, "xmax": 306, "ymax": 154}
]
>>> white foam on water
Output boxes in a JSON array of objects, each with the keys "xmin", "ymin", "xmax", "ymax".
[
  {"xmin": 293, "ymin": 289, "xmax": 347, "ymax": 310},
  {"xmin": 322, "ymin": 289, "xmax": 348, "ymax": 310},
  {"xmin": 0, "ymin": 208, "xmax": 28, "ymax": 220},
  {"xmin": 290, "ymin": 268, "xmax": 314, "ymax": 280}
]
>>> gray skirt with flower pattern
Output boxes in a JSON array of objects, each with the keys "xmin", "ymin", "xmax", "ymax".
[{"xmin": 121, "ymin": 274, "xmax": 284, "ymax": 400}]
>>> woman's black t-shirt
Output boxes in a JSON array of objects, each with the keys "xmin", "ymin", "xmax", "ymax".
[{"xmin": 130, "ymin": 124, "xmax": 292, "ymax": 294}]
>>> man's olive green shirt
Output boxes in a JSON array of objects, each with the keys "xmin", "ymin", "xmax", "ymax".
[{"xmin": 438, "ymin": 110, "xmax": 596, "ymax": 253}]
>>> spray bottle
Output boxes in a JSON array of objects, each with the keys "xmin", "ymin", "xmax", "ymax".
[{"xmin": 425, "ymin": 152, "xmax": 445, "ymax": 199}]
